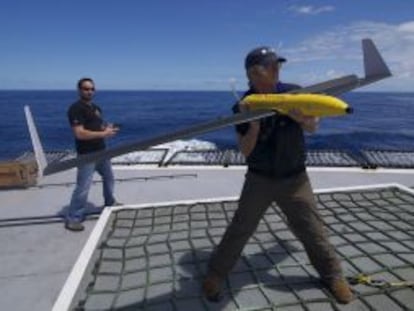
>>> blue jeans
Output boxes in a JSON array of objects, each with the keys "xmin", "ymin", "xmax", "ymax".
[{"xmin": 67, "ymin": 159, "xmax": 115, "ymax": 223}]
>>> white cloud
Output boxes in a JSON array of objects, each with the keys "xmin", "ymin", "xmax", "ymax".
[
  {"xmin": 289, "ymin": 5, "xmax": 335, "ymax": 15},
  {"xmin": 398, "ymin": 21, "xmax": 414, "ymax": 32},
  {"xmin": 282, "ymin": 20, "xmax": 414, "ymax": 91}
]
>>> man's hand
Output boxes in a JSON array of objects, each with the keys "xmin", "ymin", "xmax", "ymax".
[
  {"xmin": 288, "ymin": 109, "xmax": 319, "ymax": 133},
  {"xmin": 103, "ymin": 124, "xmax": 120, "ymax": 138}
]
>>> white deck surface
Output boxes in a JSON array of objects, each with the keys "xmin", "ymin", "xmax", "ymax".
[{"xmin": 1, "ymin": 165, "xmax": 414, "ymax": 311}]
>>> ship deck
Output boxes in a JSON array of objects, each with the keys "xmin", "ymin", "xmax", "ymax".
[{"xmin": 1, "ymin": 165, "xmax": 414, "ymax": 310}]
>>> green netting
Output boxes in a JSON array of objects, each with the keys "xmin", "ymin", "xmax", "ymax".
[{"xmin": 73, "ymin": 186, "xmax": 414, "ymax": 311}]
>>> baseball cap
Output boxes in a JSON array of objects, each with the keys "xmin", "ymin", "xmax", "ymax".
[{"xmin": 245, "ymin": 46, "xmax": 286, "ymax": 70}]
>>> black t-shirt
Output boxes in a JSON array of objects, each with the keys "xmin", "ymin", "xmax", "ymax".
[
  {"xmin": 67, "ymin": 101, "xmax": 106, "ymax": 154},
  {"xmin": 232, "ymin": 82, "xmax": 306, "ymax": 178}
]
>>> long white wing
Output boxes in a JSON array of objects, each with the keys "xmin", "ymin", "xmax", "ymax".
[
  {"xmin": 40, "ymin": 38, "xmax": 392, "ymax": 176},
  {"xmin": 43, "ymin": 110, "xmax": 276, "ymax": 175},
  {"xmin": 24, "ymin": 105, "xmax": 48, "ymax": 179}
]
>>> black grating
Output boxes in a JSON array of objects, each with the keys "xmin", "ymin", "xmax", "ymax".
[
  {"xmin": 306, "ymin": 150, "xmax": 360, "ymax": 167},
  {"xmin": 15, "ymin": 149, "xmax": 414, "ymax": 168},
  {"xmin": 166, "ymin": 149, "xmax": 246, "ymax": 166},
  {"xmin": 17, "ymin": 150, "xmax": 75, "ymax": 163},
  {"xmin": 361, "ymin": 150, "xmax": 414, "ymax": 169}
]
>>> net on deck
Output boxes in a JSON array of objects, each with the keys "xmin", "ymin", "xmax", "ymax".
[{"xmin": 70, "ymin": 185, "xmax": 414, "ymax": 311}]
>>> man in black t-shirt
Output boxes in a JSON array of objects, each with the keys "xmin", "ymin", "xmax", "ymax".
[
  {"xmin": 65, "ymin": 78, "xmax": 120, "ymax": 231},
  {"xmin": 203, "ymin": 47, "xmax": 354, "ymax": 304}
]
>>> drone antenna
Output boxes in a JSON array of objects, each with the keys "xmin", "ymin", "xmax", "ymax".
[{"xmin": 229, "ymin": 78, "xmax": 241, "ymax": 101}]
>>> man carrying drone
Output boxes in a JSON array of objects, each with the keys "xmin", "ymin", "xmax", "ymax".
[{"xmin": 203, "ymin": 46, "xmax": 354, "ymax": 304}]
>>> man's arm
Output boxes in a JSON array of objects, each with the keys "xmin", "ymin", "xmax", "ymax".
[
  {"xmin": 237, "ymin": 121, "xmax": 260, "ymax": 157},
  {"xmin": 72, "ymin": 125, "xmax": 118, "ymax": 140},
  {"xmin": 236, "ymin": 101, "xmax": 261, "ymax": 157}
]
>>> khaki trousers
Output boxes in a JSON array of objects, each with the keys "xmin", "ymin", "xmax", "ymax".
[{"xmin": 209, "ymin": 170, "xmax": 342, "ymax": 281}]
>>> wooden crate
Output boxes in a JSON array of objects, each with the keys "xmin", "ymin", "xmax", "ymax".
[{"xmin": 0, "ymin": 160, "xmax": 38, "ymax": 188}]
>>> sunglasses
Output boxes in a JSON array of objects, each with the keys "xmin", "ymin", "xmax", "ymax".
[{"xmin": 81, "ymin": 87, "xmax": 95, "ymax": 91}]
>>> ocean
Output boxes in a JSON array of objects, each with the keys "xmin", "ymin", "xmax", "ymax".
[{"xmin": 0, "ymin": 90, "xmax": 413, "ymax": 161}]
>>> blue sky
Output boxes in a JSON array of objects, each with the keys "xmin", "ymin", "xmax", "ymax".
[{"xmin": 1, "ymin": 0, "xmax": 413, "ymax": 91}]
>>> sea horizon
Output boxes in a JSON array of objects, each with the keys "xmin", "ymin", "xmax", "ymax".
[
  {"xmin": 1, "ymin": 90, "xmax": 414, "ymax": 161},
  {"xmin": 1, "ymin": 89, "xmax": 413, "ymax": 94}
]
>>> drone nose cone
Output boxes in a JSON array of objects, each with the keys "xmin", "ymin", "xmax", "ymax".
[{"xmin": 346, "ymin": 107, "xmax": 353, "ymax": 114}]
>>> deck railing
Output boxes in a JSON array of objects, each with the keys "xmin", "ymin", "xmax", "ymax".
[{"xmin": 14, "ymin": 149, "xmax": 414, "ymax": 169}]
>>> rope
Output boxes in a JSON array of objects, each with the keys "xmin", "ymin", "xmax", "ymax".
[{"xmin": 348, "ymin": 273, "xmax": 414, "ymax": 289}]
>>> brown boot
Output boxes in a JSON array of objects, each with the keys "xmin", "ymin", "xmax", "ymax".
[
  {"xmin": 327, "ymin": 278, "xmax": 354, "ymax": 304},
  {"xmin": 202, "ymin": 273, "xmax": 223, "ymax": 302}
]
